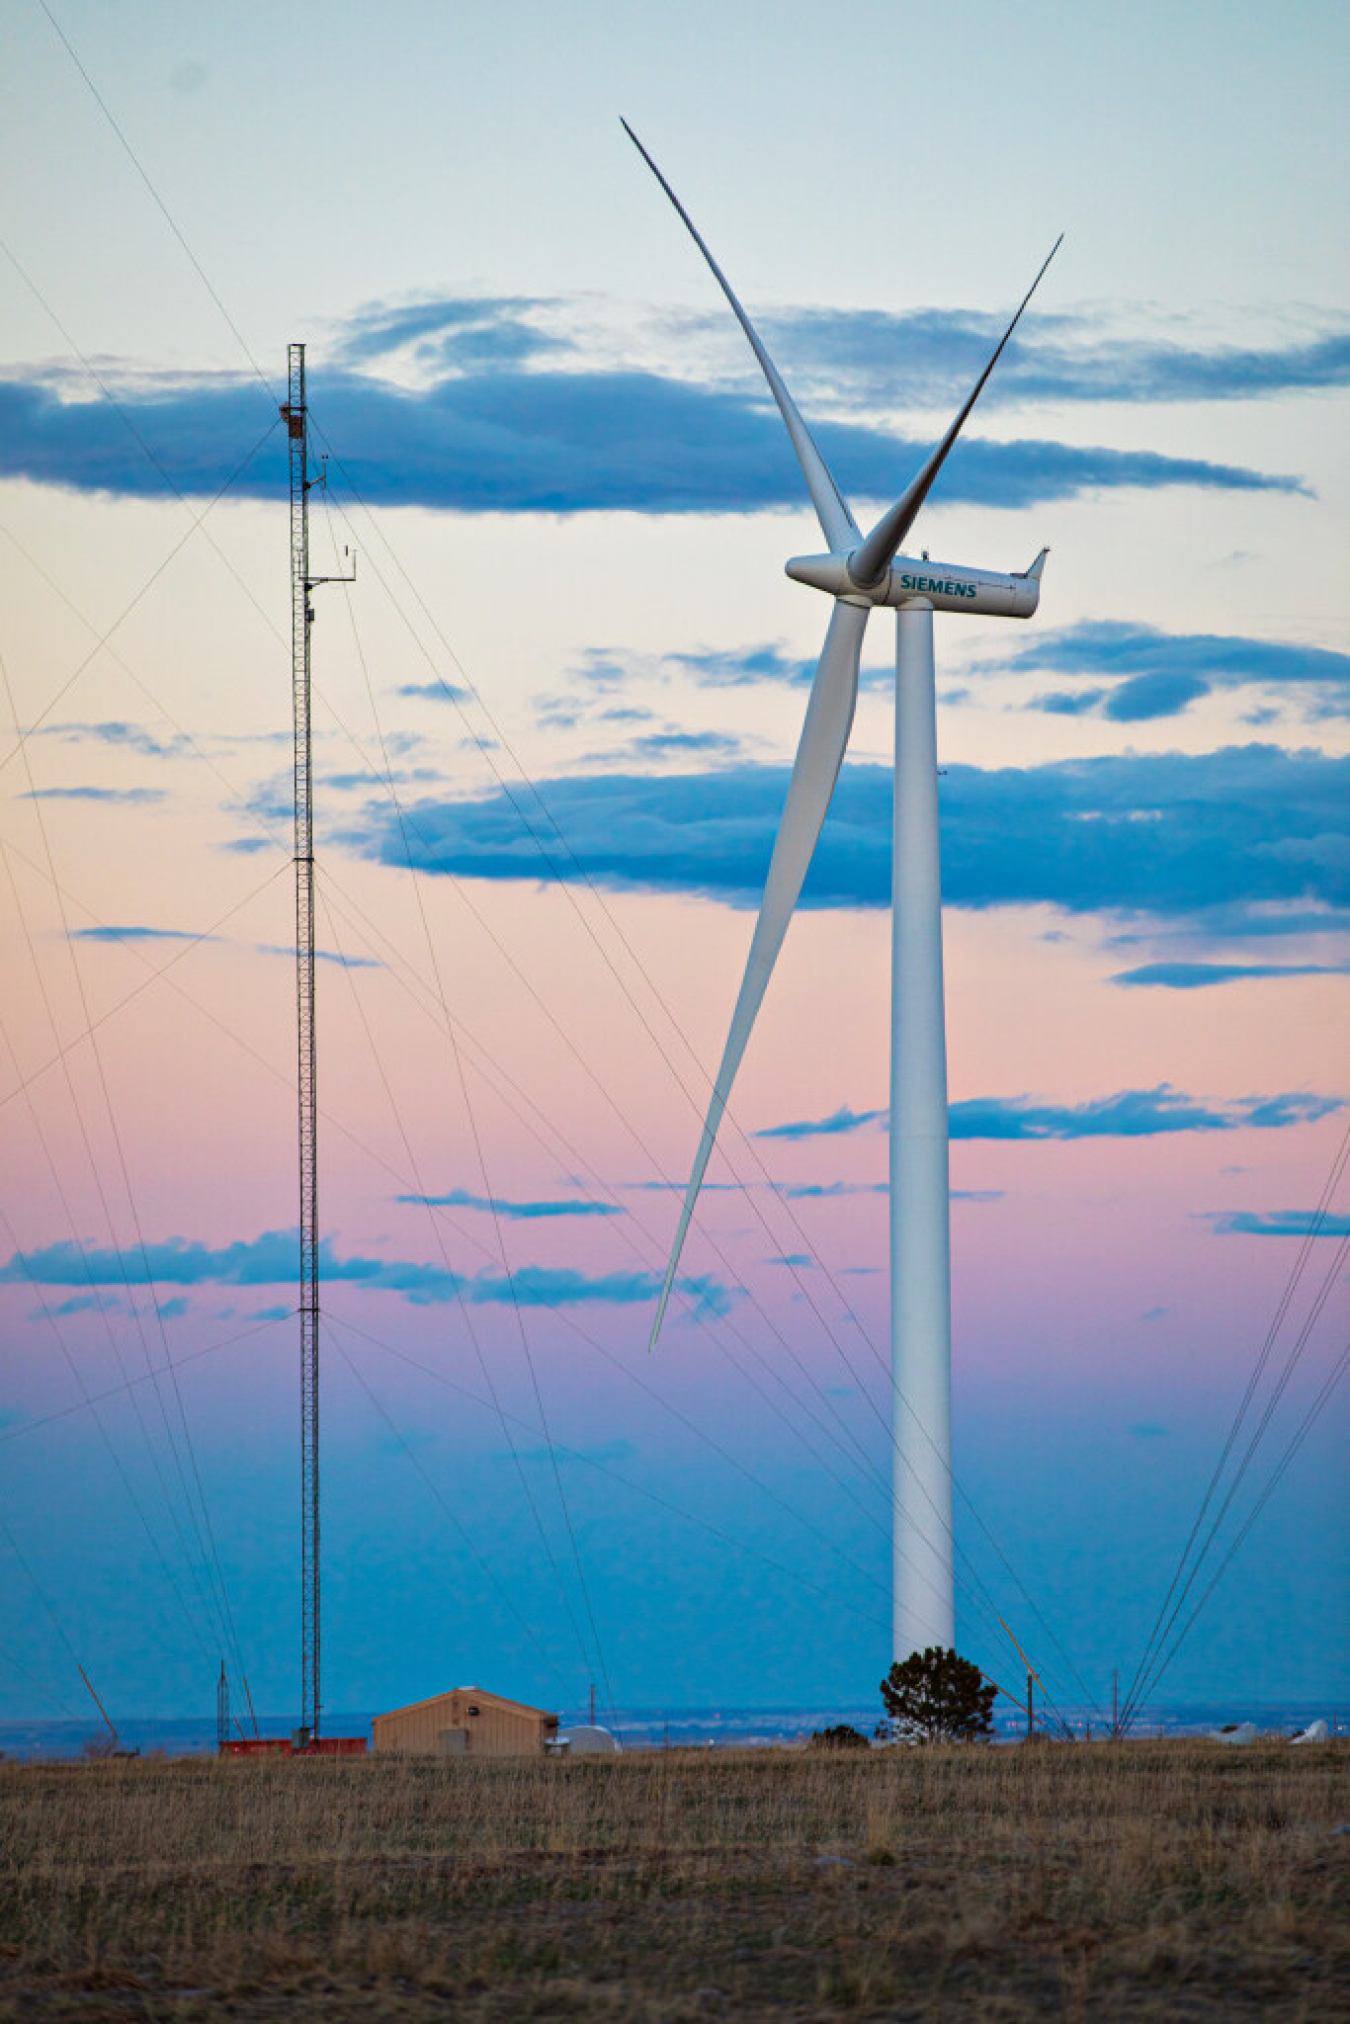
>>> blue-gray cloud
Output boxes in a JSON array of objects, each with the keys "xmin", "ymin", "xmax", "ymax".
[
  {"xmin": 73, "ymin": 924, "xmax": 212, "ymax": 945},
  {"xmin": 352, "ymin": 744, "xmax": 1350, "ymax": 931},
  {"xmin": 759, "ymin": 1087, "xmax": 1339, "ymax": 1142},
  {"xmin": 253, "ymin": 943, "xmax": 379, "ymax": 968},
  {"xmin": 0, "ymin": 1228, "xmax": 724, "ymax": 1316},
  {"xmin": 395, "ymin": 680, "xmax": 472, "ymax": 705},
  {"xmin": 21, "ymin": 784, "xmax": 163, "ymax": 804},
  {"xmin": 1205, "ymin": 1209, "xmax": 1350, "ymax": 1238},
  {"xmin": 775, "ymin": 1180, "xmax": 1001, "ymax": 1201},
  {"xmin": 398, "ymin": 1187, "xmax": 622, "ymax": 1220},
  {"xmin": 515, "ymin": 1436, "xmax": 636, "ymax": 1468},
  {"xmin": 761, "ymin": 1107, "xmax": 886, "ymax": 1142},
  {"xmin": 625, "ymin": 728, "xmax": 746, "ymax": 760},
  {"xmin": 69, "ymin": 925, "xmax": 375, "ymax": 968},
  {"xmin": 949, "ymin": 1088, "xmax": 1339, "ymax": 1139},
  {"xmin": 1111, "ymin": 961, "xmax": 1349, "ymax": 989},
  {"xmin": 335, "ymin": 296, "xmax": 567, "ymax": 373},
  {"xmin": 336, "ymin": 294, "xmax": 1350, "ymax": 409},
  {"xmin": 38, "ymin": 719, "xmax": 184, "ymax": 758},
  {"xmin": 764, "ymin": 305, "xmax": 1350, "ymax": 409},
  {"xmin": 673, "ymin": 645, "xmax": 815, "ymax": 689},
  {"xmin": 987, "ymin": 622, "xmax": 1350, "ymax": 722},
  {"xmin": 0, "ymin": 364, "xmax": 1303, "ymax": 516}
]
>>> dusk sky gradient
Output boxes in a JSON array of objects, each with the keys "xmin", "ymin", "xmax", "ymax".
[{"xmin": 0, "ymin": 0, "xmax": 1346, "ymax": 1734}]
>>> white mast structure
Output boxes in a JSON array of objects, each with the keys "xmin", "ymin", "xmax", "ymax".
[{"xmin": 629, "ymin": 124, "xmax": 1057, "ymax": 1660}]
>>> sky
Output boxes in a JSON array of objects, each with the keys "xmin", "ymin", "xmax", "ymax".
[{"xmin": 0, "ymin": 0, "xmax": 1346, "ymax": 1735}]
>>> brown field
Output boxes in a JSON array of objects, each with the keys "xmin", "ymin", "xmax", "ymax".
[{"xmin": 1, "ymin": 1742, "xmax": 1346, "ymax": 2021}]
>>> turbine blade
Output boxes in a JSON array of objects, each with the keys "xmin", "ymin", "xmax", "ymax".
[
  {"xmin": 622, "ymin": 119, "xmax": 859, "ymax": 554},
  {"xmin": 848, "ymin": 236, "xmax": 1063, "ymax": 589},
  {"xmin": 649, "ymin": 597, "xmax": 870, "ymax": 1348}
]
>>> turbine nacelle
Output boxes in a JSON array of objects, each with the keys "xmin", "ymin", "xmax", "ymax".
[{"xmin": 785, "ymin": 548, "xmax": 1048, "ymax": 618}]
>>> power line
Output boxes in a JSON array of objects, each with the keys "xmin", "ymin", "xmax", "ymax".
[
  {"xmin": 0, "ymin": 1313, "xmax": 291, "ymax": 1454},
  {"xmin": 1133, "ymin": 1335, "xmax": 1349, "ymax": 1719},
  {"xmin": 1122, "ymin": 1225, "xmax": 1349, "ymax": 1729},
  {"xmin": 0, "ymin": 641, "xmax": 253, "ymax": 1701},
  {"xmin": 0, "ymin": 38, "xmax": 1085, "ymax": 1700},
  {"xmin": 318, "ymin": 882, "xmax": 1059, "ymax": 1705},
  {"xmin": 1120, "ymin": 1129, "xmax": 1350, "ymax": 1728},
  {"xmin": 0, "ymin": 409, "xmax": 280, "ymax": 778},
  {"xmin": 329, "ymin": 1311, "xmax": 894, "ymax": 1643},
  {"xmin": 315, "ymin": 886, "xmax": 611, "ymax": 1703},
  {"xmin": 32, "ymin": 0, "xmax": 280, "ymax": 406},
  {"xmin": 0, "ymin": 856, "xmax": 292, "ymax": 1121},
  {"xmin": 307, "ymin": 447, "xmax": 1095, "ymax": 1710}
]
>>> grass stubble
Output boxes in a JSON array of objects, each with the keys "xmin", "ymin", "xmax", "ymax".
[{"xmin": 0, "ymin": 1741, "xmax": 1345, "ymax": 2020}]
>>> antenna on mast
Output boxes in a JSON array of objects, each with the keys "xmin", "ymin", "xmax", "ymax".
[{"xmin": 281, "ymin": 344, "xmax": 353, "ymax": 1750}]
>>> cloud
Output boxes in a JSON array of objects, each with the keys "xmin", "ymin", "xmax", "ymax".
[
  {"xmin": 1129, "ymin": 1423, "xmax": 1170, "ymax": 1440},
  {"xmin": 1205, "ymin": 1209, "xmax": 1350, "ymax": 1238},
  {"xmin": 397, "ymin": 1187, "xmax": 622, "ymax": 1220},
  {"xmin": 395, "ymin": 680, "xmax": 472, "ymax": 705},
  {"xmin": 515, "ymin": 1436, "xmax": 636, "ymax": 1468},
  {"xmin": 760, "ymin": 1108, "xmax": 886, "ymax": 1142},
  {"xmin": 38, "ymin": 719, "xmax": 184, "ymax": 758},
  {"xmin": 158, "ymin": 1296, "xmax": 190, "ymax": 1319},
  {"xmin": 1033, "ymin": 688, "xmax": 1107, "ymax": 716},
  {"xmin": 776, "ymin": 1180, "xmax": 1000, "ymax": 1201},
  {"xmin": 990, "ymin": 622, "xmax": 1350, "ymax": 722},
  {"xmin": 761, "ymin": 1087, "xmax": 1339, "ymax": 1143},
  {"xmin": 248, "ymin": 1304, "xmax": 292, "ymax": 1321},
  {"xmin": 1111, "ymin": 961, "xmax": 1350, "ymax": 989},
  {"xmin": 672, "ymin": 645, "xmax": 817, "ymax": 689},
  {"xmin": 338, "ymin": 293, "xmax": 1350, "ymax": 411},
  {"xmin": 253, "ymin": 944, "xmax": 379, "ymax": 968},
  {"xmin": 760, "ymin": 304, "xmax": 1350, "ymax": 409},
  {"xmin": 621, "ymin": 729, "xmax": 747, "ymax": 762},
  {"xmin": 0, "ymin": 361, "xmax": 1302, "ymax": 517},
  {"xmin": 334, "ymin": 295, "xmax": 567, "ymax": 374},
  {"xmin": 0, "ymin": 1228, "xmax": 726, "ymax": 1317},
  {"xmin": 354, "ymin": 744, "xmax": 1350, "ymax": 931},
  {"xmin": 72, "ymin": 924, "xmax": 214, "ymax": 945},
  {"xmin": 21, "ymin": 785, "xmax": 163, "ymax": 804},
  {"xmin": 951, "ymin": 1088, "xmax": 1339, "ymax": 1139}
]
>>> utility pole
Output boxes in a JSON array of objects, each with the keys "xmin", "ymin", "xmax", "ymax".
[
  {"xmin": 216, "ymin": 1661, "xmax": 229, "ymax": 1752},
  {"xmin": 1026, "ymin": 1669, "xmax": 1035, "ymax": 1742},
  {"xmin": 281, "ymin": 345, "xmax": 352, "ymax": 1748}
]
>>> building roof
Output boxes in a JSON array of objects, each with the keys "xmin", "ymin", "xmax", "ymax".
[{"xmin": 373, "ymin": 1685, "xmax": 558, "ymax": 1723}]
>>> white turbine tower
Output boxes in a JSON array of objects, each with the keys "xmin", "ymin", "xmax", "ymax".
[{"xmin": 629, "ymin": 122, "xmax": 1059, "ymax": 1662}]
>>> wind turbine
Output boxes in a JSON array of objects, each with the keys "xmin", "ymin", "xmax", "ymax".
[{"xmin": 627, "ymin": 121, "xmax": 1059, "ymax": 1661}]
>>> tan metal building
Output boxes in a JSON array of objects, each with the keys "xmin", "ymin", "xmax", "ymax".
[{"xmin": 372, "ymin": 1686, "xmax": 559, "ymax": 1757}]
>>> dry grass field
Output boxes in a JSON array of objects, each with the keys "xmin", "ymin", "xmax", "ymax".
[{"xmin": 1, "ymin": 1742, "xmax": 1346, "ymax": 2021}]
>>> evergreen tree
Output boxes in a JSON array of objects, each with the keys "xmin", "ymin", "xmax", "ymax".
[{"xmin": 879, "ymin": 1647, "xmax": 997, "ymax": 1743}]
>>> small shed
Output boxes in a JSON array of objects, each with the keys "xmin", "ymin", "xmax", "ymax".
[{"xmin": 372, "ymin": 1686, "xmax": 558, "ymax": 1758}]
